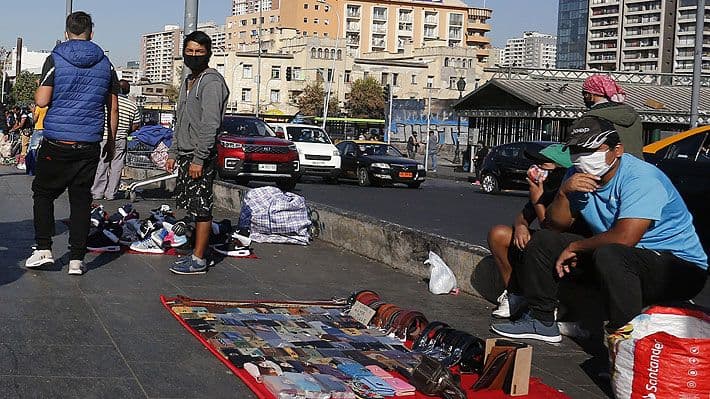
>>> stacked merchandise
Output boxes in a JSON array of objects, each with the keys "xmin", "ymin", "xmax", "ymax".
[
  {"xmin": 85, "ymin": 204, "xmax": 254, "ymax": 258},
  {"xmin": 162, "ymin": 292, "xmax": 570, "ymax": 399}
]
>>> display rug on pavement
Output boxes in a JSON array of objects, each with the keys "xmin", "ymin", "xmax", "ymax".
[{"xmin": 161, "ymin": 295, "xmax": 570, "ymax": 399}]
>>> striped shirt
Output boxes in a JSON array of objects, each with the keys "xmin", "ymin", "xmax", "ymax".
[{"xmin": 104, "ymin": 94, "xmax": 140, "ymax": 140}]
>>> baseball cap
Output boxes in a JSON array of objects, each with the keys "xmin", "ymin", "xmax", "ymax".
[
  {"xmin": 524, "ymin": 144, "xmax": 572, "ymax": 168},
  {"xmin": 564, "ymin": 116, "xmax": 620, "ymax": 150}
]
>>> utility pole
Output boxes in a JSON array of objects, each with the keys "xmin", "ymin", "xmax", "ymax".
[
  {"xmin": 387, "ymin": 82, "xmax": 394, "ymax": 144},
  {"xmin": 256, "ymin": 1, "xmax": 263, "ymax": 118},
  {"xmin": 424, "ymin": 87, "xmax": 432, "ymax": 171},
  {"xmin": 15, "ymin": 37, "xmax": 22, "ymax": 82},
  {"xmin": 320, "ymin": 0, "xmax": 341, "ymax": 130},
  {"xmin": 690, "ymin": 0, "xmax": 704, "ymax": 127},
  {"xmin": 66, "ymin": 0, "xmax": 72, "ymax": 16},
  {"xmin": 181, "ymin": 0, "xmax": 199, "ymax": 82}
]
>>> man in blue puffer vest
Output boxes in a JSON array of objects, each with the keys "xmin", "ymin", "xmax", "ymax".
[{"xmin": 27, "ymin": 11, "xmax": 119, "ymax": 276}]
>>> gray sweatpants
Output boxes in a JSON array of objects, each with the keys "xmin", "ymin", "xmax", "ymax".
[{"xmin": 91, "ymin": 137, "xmax": 127, "ymax": 200}]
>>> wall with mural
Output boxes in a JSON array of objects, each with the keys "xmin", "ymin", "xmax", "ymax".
[{"xmin": 387, "ymin": 98, "xmax": 469, "ymax": 146}]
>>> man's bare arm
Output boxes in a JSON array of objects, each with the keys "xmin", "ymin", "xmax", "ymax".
[{"xmin": 35, "ymin": 86, "xmax": 53, "ymax": 108}]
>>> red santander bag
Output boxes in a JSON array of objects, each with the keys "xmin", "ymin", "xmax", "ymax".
[{"xmin": 610, "ymin": 305, "xmax": 710, "ymax": 399}]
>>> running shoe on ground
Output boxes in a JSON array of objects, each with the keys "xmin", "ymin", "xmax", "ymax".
[
  {"xmin": 90, "ymin": 205, "xmax": 108, "ymax": 228},
  {"xmin": 492, "ymin": 290, "xmax": 528, "ymax": 319},
  {"xmin": 212, "ymin": 230, "xmax": 252, "ymax": 257},
  {"xmin": 25, "ymin": 247, "xmax": 54, "ymax": 268},
  {"xmin": 86, "ymin": 226, "xmax": 123, "ymax": 252},
  {"xmin": 170, "ymin": 256, "xmax": 208, "ymax": 275},
  {"xmin": 129, "ymin": 235, "xmax": 165, "ymax": 254},
  {"xmin": 209, "ymin": 219, "xmax": 233, "ymax": 246}
]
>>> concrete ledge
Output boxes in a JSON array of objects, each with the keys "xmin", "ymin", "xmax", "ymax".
[{"xmin": 211, "ymin": 179, "xmax": 498, "ymax": 299}]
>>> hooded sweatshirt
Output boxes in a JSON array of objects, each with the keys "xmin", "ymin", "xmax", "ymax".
[
  {"xmin": 584, "ymin": 102, "xmax": 644, "ymax": 158},
  {"xmin": 43, "ymin": 40, "xmax": 113, "ymax": 142},
  {"xmin": 169, "ymin": 68, "xmax": 229, "ymax": 165}
]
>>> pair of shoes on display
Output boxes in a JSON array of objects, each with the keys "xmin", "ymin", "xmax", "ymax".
[
  {"xmin": 25, "ymin": 248, "xmax": 86, "ymax": 275},
  {"xmin": 86, "ymin": 225, "xmax": 123, "ymax": 252},
  {"xmin": 490, "ymin": 311, "xmax": 562, "ymax": 343},
  {"xmin": 212, "ymin": 229, "xmax": 252, "ymax": 257},
  {"xmin": 130, "ymin": 221, "xmax": 190, "ymax": 254}
]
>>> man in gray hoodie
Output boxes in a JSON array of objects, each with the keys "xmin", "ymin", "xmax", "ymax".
[{"xmin": 165, "ymin": 31, "xmax": 229, "ymax": 275}]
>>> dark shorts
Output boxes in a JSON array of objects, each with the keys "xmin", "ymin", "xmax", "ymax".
[{"xmin": 175, "ymin": 155, "xmax": 216, "ymax": 221}]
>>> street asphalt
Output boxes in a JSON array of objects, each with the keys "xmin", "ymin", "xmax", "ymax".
[{"xmin": 0, "ymin": 165, "xmax": 616, "ymax": 399}]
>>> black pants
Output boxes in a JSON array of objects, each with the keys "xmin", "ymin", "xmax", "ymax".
[
  {"xmin": 519, "ymin": 229, "xmax": 707, "ymax": 329},
  {"xmin": 32, "ymin": 139, "xmax": 101, "ymax": 261}
]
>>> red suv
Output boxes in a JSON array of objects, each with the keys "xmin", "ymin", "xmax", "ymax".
[{"xmin": 217, "ymin": 116, "xmax": 300, "ymax": 190}]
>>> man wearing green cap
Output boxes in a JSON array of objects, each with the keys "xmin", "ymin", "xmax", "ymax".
[{"xmin": 487, "ymin": 143, "xmax": 586, "ymax": 319}]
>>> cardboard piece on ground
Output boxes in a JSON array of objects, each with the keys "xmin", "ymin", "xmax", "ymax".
[{"xmin": 483, "ymin": 338, "xmax": 532, "ymax": 396}]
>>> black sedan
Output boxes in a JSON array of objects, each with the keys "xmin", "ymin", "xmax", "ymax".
[
  {"xmin": 478, "ymin": 141, "xmax": 558, "ymax": 193},
  {"xmin": 335, "ymin": 140, "xmax": 426, "ymax": 188}
]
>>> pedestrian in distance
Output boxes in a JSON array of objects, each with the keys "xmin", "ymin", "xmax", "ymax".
[
  {"xmin": 427, "ymin": 130, "xmax": 438, "ymax": 172},
  {"xmin": 11, "ymin": 105, "xmax": 32, "ymax": 170},
  {"xmin": 165, "ymin": 31, "xmax": 229, "ymax": 275},
  {"xmin": 406, "ymin": 132, "xmax": 419, "ymax": 159},
  {"xmin": 91, "ymin": 79, "xmax": 140, "ymax": 200},
  {"xmin": 26, "ymin": 103, "xmax": 47, "ymax": 175},
  {"xmin": 26, "ymin": 11, "xmax": 119, "ymax": 276},
  {"xmin": 581, "ymin": 74, "xmax": 644, "ymax": 158}
]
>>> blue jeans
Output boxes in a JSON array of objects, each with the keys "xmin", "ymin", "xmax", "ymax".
[
  {"xmin": 29, "ymin": 130, "xmax": 44, "ymax": 151},
  {"xmin": 428, "ymin": 152, "xmax": 437, "ymax": 171}
]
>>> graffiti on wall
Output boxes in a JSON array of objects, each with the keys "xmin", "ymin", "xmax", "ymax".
[{"xmin": 386, "ymin": 98, "xmax": 469, "ymax": 145}]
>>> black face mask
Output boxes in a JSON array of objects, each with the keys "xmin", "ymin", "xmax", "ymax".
[
  {"xmin": 584, "ymin": 98, "xmax": 595, "ymax": 109},
  {"xmin": 184, "ymin": 54, "xmax": 210, "ymax": 73}
]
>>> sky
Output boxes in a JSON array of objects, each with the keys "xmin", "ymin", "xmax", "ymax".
[{"xmin": 0, "ymin": 0, "xmax": 558, "ymax": 67}]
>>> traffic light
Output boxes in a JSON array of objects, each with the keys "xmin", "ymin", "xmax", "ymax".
[
  {"xmin": 383, "ymin": 84, "xmax": 390, "ymax": 100},
  {"xmin": 285, "ymin": 67, "xmax": 292, "ymax": 81}
]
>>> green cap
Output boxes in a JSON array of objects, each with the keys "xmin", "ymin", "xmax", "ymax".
[{"xmin": 539, "ymin": 144, "xmax": 572, "ymax": 168}]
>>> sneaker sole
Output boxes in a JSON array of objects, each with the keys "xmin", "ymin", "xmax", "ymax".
[
  {"xmin": 213, "ymin": 247, "xmax": 251, "ymax": 257},
  {"xmin": 491, "ymin": 310, "xmax": 511, "ymax": 319},
  {"xmin": 25, "ymin": 258, "xmax": 55, "ymax": 268},
  {"xmin": 129, "ymin": 247, "xmax": 165, "ymax": 254},
  {"xmin": 169, "ymin": 268, "xmax": 207, "ymax": 275},
  {"xmin": 490, "ymin": 325, "xmax": 562, "ymax": 343},
  {"xmin": 87, "ymin": 246, "xmax": 122, "ymax": 252},
  {"xmin": 67, "ymin": 269, "xmax": 85, "ymax": 275}
]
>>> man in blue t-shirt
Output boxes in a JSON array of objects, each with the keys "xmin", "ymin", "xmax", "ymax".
[{"xmin": 491, "ymin": 116, "xmax": 708, "ymax": 343}]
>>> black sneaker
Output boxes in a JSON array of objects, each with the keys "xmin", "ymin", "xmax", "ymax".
[
  {"xmin": 107, "ymin": 204, "xmax": 139, "ymax": 225},
  {"xmin": 212, "ymin": 230, "xmax": 252, "ymax": 257},
  {"xmin": 90, "ymin": 205, "xmax": 108, "ymax": 228},
  {"xmin": 209, "ymin": 219, "xmax": 233, "ymax": 246},
  {"xmin": 86, "ymin": 225, "xmax": 123, "ymax": 252},
  {"xmin": 138, "ymin": 219, "xmax": 162, "ymax": 239}
]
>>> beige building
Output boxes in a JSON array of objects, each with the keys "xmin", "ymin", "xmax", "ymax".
[
  {"xmin": 226, "ymin": 0, "xmax": 492, "ymax": 62},
  {"xmin": 216, "ymin": 33, "xmax": 487, "ymax": 116}
]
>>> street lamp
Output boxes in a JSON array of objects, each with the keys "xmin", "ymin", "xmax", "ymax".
[
  {"xmin": 317, "ymin": 0, "xmax": 341, "ymax": 130},
  {"xmin": 454, "ymin": 77, "xmax": 466, "ymax": 164}
]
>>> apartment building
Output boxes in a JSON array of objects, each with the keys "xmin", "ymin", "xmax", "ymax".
[
  {"xmin": 501, "ymin": 32, "xmax": 557, "ymax": 68},
  {"xmin": 141, "ymin": 25, "xmax": 182, "ymax": 83},
  {"xmin": 585, "ymin": 0, "xmax": 710, "ymax": 73},
  {"xmin": 226, "ymin": 0, "xmax": 492, "ymax": 63},
  {"xmin": 141, "ymin": 22, "xmax": 226, "ymax": 83},
  {"xmin": 116, "ymin": 66, "xmax": 143, "ymax": 84},
  {"xmin": 217, "ymin": 34, "xmax": 486, "ymax": 115},
  {"xmin": 556, "ymin": 0, "xmax": 588, "ymax": 69}
]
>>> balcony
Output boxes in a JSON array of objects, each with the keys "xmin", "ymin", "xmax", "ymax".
[
  {"xmin": 466, "ymin": 35, "xmax": 491, "ymax": 45},
  {"xmin": 398, "ymin": 14, "xmax": 413, "ymax": 23},
  {"xmin": 424, "ymin": 15, "xmax": 438, "ymax": 25},
  {"xmin": 371, "ymin": 39, "xmax": 386, "ymax": 49},
  {"xmin": 346, "ymin": 7, "xmax": 361, "ymax": 19},
  {"xmin": 346, "ymin": 22, "xmax": 360, "ymax": 32},
  {"xmin": 467, "ymin": 21, "xmax": 491, "ymax": 31},
  {"xmin": 372, "ymin": 24, "xmax": 387, "ymax": 34},
  {"xmin": 373, "ymin": 12, "xmax": 387, "ymax": 21}
]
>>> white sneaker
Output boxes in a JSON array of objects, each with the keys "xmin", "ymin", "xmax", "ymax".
[
  {"xmin": 25, "ymin": 249, "xmax": 54, "ymax": 268},
  {"xmin": 492, "ymin": 290, "xmax": 511, "ymax": 318},
  {"xmin": 16, "ymin": 163, "xmax": 26, "ymax": 170},
  {"xmin": 67, "ymin": 260, "xmax": 86, "ymax": 275}
]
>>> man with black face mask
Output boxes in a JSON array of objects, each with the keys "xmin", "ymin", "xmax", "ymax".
[
  {"xmin": 580, "ymin": 75, "xmax": 643, "ymax": 158},
  {"xmin": 165, "ymin": 31, "xmax": 229, "ymax": 275}
]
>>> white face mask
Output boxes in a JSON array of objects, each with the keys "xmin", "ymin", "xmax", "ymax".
[{"xmin": 571, "ymin": 150, "xmax": 616, "ymax": 176}]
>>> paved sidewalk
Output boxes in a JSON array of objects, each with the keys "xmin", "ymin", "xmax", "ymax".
[{"xmin": 1, "ymin": 166, "xmax": 615, "ymax": 398}]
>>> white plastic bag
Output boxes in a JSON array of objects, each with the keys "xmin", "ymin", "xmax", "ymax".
[{"xmin": 425, "ymin": 251, "xmax": 457, "ymax": 295}]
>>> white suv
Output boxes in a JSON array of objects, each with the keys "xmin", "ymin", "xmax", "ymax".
[{"xmin": 271, "ymin": 123, "xmax": 341, "ymax": 183}]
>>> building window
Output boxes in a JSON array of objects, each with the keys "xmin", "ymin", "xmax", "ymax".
[
  {"xmin": 318, "ymin": 48, "xmax": 323, "ymax": 58},
  {"xmin": 363, "ymin": 71, "xmax": 369, "ymax": 78},
  {"xmin": 325, "ymin": 5, "xmax": 330, "ymax": 12},
  {"xmin": 294, "ymin": 67, "xmax": 303, "ymax": 80},
  {"xmin": 444, "ymin": 57, "xmax": 450, "ymax": 67},
  {"xmin": 449, "ymin": 76, "xmax": 457, "ymax": 89},
  {"xmin": 381, "ymin": 72, "xmax": 389, "ymax": 85},
  {"xmin": 243, "ymin": 64, "xmax": 253, "ymax": 79},
  {"xmin": 271, "ymin": 66, "xmax": 280, "ymax": 79},
  {"xmin": 411, "ymin": 74, "xmax": 417, "ymax": 84},
  {"xmin": 241, "ymin": 88, "xmax": 252, "ymax": 102},
  {"xmin": 270, "ymin": 90, "xmax": 280, "ymax": 103},
  {"xmin": 311, "ymin": 48, "xmax": 316, "ymax": 58},
  {"xmin": 325, "ymin": 48, "xmax": 330, "ymax": 59},
  {"xmin": 427, "ymin": 76, "xmax": 434, "ymax": 88},
  {"xmin": 304, "ymin": 3, "xmax": 308, "ymax": 9},
  {"xmin": 252, "ymin": 18, "xmax": 257, "ymax": 24},
  {"xmin": 304, "ymin": 17, "xmax": 308, "ymax": 23},
  {"xmin": 344, "ymin": 70, "xmax": 351, "ymax": 83},
  {"xmin": 392, "ymin": 73, "xmax": 399, "ymax": 86},
  {"xmin": 327, "ymin": 68, "xmax": 333, "ymax": 82},
  {"xmin": 315, "ymin": 4, "xmax": 319, "ymax": 10},
  {"xmin": 314, "ymin": 18, "xmax": 319, "ymax": 24}
]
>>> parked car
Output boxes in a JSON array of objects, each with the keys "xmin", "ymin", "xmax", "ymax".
[
  {"xmin": 271, "ymin": 123, "xmax": 341, "ymax": 183},
  {"xmin": 478, "ymin": 141, "xmax": 558, "ymax": 193},
  {"xmin": 643, "ymin": 126, "xmax": 709, "ymax": 252},
  {"xmin": 216, "ymin": 116, "xmax": 300, "ymax": 190},
  {"xmin": 335, "ymin": 140, "xmax": 426, "ymax": 188}
]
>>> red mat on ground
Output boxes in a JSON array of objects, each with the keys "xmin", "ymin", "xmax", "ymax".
[{"xmin": 161, "ymin": 296, "xmax": 570, "ymax": 399}]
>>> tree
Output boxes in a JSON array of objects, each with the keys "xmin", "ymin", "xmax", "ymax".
[
  {"xmin": 346, "ymin": 76, "xmax": 385, "ymax": 119},
  {"xmin": 296, "ymin": 81, "xmax": 338, "ymax": 117},
  {"xmin": 10, "ymin": 70, "xmax": 38, "ymax": 106},
  {"xmin": 166, "ymin": 84, "xmax": 180, "ymax": 103}
]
